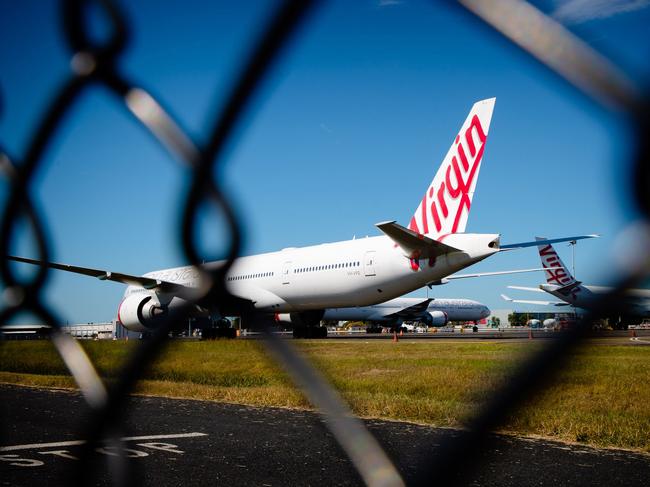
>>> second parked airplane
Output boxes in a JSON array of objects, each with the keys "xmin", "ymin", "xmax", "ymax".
[
  {"xmin": 315, "ymin": 297, "xmax": 490, "ymax": 329},
  {"xmin": 502, "ymin": 238, "xmax": 650, "ymax": 322}
]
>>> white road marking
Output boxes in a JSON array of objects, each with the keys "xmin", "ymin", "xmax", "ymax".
[
  {"xmin": 0, "ymin": 440, "xmax": 85, "ymax": 452},
  {"xmin": 121, "ymin": 432, "xmax": 207, "ymax": 442},
  {"xmin": 137, "ymin": 442, "xmax": 185, "ymax": 454},
  {"xmin": 0, "ymin": 432, "xmax": 207, "ymax": 452},
  {"xmin": 38, "ymin": 450, "xmax": 79, "ymax": 460}
]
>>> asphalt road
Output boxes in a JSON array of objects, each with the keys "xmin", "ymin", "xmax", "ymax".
[{"xmin": 1, "ymin": 384, "xmax": 648, "ymax": 486}]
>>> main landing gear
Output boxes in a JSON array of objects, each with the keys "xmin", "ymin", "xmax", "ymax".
[
  {"xmin": 201, "ymin": 318, "xmax": 237, "ymax": 339},
  {"xmin": 292, "ymin": 325, "xmax": 328, "ymax": 339}
]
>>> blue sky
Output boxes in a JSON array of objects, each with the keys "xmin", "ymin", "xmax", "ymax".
[{"xmin": 2, "ymin": 0, "xmax": 649, "ymax": 324}]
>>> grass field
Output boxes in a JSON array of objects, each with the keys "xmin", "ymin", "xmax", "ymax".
[{"xmin": 1, "ymin": 338, "xmax": 648, "ymax": 452}]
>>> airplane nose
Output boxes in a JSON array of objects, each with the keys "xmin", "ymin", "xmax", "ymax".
[{"xmin": 482, "ymin": 306, "xmax": 490, "ymax": 317}]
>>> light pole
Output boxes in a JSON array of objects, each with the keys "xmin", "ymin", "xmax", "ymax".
[{"xmin": 568, "ymin": 240, "xmax": 577, "ymax": 278}]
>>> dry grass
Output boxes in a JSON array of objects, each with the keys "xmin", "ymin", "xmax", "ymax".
[{"xmin": 1, "ymin": 338, "xmax": 648, "ymax": 451}]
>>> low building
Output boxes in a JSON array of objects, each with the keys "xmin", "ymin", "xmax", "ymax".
[
  {"xmin": 60, "ymin": 321, "xmax": 138, "ymax": 339},
  {"xmin": 2, "ymin": 321, "xmax": 138, "ymax": 340}
]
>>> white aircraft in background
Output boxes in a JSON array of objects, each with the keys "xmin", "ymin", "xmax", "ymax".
[
  {"xmin": 281, "ymin": 266, "xmax": 551, "ymax": 335},
  {"xmin": 501, "ymin": 238, "xmax": 650, "ymax": 323},
  {"xmin": 8, "ymin": 98, "xmax": 596, "ymax": 337},
  {"xmin": 312, "ymin": 297, "xmax": 490, "ymax": 330}
]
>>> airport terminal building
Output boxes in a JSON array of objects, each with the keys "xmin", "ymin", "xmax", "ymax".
[
  {"xmin": 59, "ymin": 321, "xmax": 137, "ymax": 340},
  {"xmin": 1, "ymin": 321, "xmax": 138, "ymax": 340}
]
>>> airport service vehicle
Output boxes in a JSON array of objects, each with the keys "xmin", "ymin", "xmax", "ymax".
[
  {"xmin": 312, "ymin": 296, "xmax": 490, "ymax": 330},
  {"xmin": 9, "ymin": 98, "xmax": 596, "ymax": 337},
  {"xmin": 501, "ymin": 238, "xmax": 650, "ymax": 324}
]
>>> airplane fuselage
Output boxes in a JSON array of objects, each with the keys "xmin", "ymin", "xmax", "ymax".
[
  {"xmin": 542, "ymin": 284, "xmax": 650, "ymax": 315},
  {"xmin": 124, "ymin": 232, "xmax": 499, "ymax": 318},
  {"xmin": 321, "ymin": 297, "xmax": 490, "ymax": 323}
]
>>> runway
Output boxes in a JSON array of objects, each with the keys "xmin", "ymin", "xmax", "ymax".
[
  {"xmin": 242, "ymin": 328, "xmax": 650, "ymax": 343},
  {"xmin": 1, "ymin": 384, "xmax": 648, "ymax": 486}
]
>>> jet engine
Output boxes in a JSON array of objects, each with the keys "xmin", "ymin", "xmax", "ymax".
[
  {"xmin": 421, "ymin": 310, "xmax": 448, "ymax": 327},
  {"xmin": 117, "ymin": 294, "xmax": 168, "ymax": 332}
]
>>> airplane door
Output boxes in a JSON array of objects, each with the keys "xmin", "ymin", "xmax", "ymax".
[
  {"xmin": 364, "ymin": 251, "xmax": 376, "ymax": 277},
  {"xmin": 282, "ymin": 261, "xmax": 292, "ymax": 284}
]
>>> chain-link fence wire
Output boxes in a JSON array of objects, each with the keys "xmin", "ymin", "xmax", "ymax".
[
  {"xmin": 1, "ymin": 0, "xmax": 648, "ymax": 486},
  {"xmin": 1, "ymin": 0, "xmax": 320, "ymax": 484}
]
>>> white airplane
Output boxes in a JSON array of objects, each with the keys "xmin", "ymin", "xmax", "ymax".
[
  {"xmin": 8, "ymin": 98, "xmax": 596, "ymax": 337},
  {"xmin": 501, "ymin": 238, "xmax": 650, "ymax": 319},
  {"xmin": 312, "ymin": 297, "xmax": 490, "ymax": 330}
]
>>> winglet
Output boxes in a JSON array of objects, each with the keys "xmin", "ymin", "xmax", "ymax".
[{"xmin": 376, "ymin": 221, "xmax": 460, "ymax": 259}]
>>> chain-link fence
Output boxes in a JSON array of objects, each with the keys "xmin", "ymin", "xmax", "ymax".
[{"xmin": 1, "ymin": 0, "xmax": 648, "ymax": 485}]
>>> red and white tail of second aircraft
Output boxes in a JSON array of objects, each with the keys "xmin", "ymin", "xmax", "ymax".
[
  {"xmin": 8, "ymin": 98, "xmax": 598, "ymax": 333},
  {"xmin": 502, "ymin": 239, "xmax": 650, "ymax": 316}
]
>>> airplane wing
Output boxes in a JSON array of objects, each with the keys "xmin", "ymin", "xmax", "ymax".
[
  {"xmin": 499, "ymin": 234, "xmax": 599, "ymax": 250},
  {"xmin": 427, "ymin": 267, "xmax": 550, "ymax": 285},
  {"xmin": 507, "ymin": 285, "xmax": 546, "ymax": 293},
  {"xmin": 6, "ymin": 255, "xmax": 193, "ymax": 295},
  {"xmin": 500, "ymin": 294, "xmax": 570, "ymax": 306},
  {"xmin": 383, "ymin": 298, "xmax": 434, "ymax": 319},
  {"xmin": 445, "ymin": 268, "xmax": 549, "ymax": 280},
  {"xmin": 376, "ymin": 221, "xmax": 460, "ymax": 259}
]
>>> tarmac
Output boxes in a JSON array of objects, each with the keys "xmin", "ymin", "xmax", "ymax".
[{"xmin": 1, "ymin": 384, "xmax": 649, "ymax": 486}]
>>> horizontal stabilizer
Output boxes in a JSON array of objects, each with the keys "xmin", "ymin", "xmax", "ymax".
[
  {"xmin": 428, "ymin": 267, "xmax": 550, "ymax": 286},
  {"xmin": 507, "ymin": 285, "xmax": 546, "ymax": 293},
  {"xmin": 501, "ymin": 294, "xmax": 569, "ymax": 306},
  {"xmin": 7, "ymin": 255, "xmax": 193, "ymax": 296},
  {"xmin": 376, "ymin": 221, "xmax": 460, "ymax": 259},
  {"xmin": 500, "ymin": 234, "xmax": 599, "ymax": 250},
  {"xmin": 446, "ymin": 267, "xmax": 550, "ymax": 280}
]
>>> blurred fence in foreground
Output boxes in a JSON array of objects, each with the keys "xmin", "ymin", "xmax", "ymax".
[{"xmin": 1, "ymin": 0, "xmax": 648, "ymax": 485}]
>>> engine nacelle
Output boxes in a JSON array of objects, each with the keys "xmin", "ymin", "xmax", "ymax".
[
  {"xmin": 117, "ymin": 294, "xmax": 168, "ymax": 332},
  {"xmin": 275, "ymin": 310, "xmax": 324, "ymax": 327},
  {"xmin": 543, "ymin": 318, "xmax": 557, "ymax": 328},
  {"xmin": 421, "ymin": 310, "xmax": 448, "ymax": 327}
]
